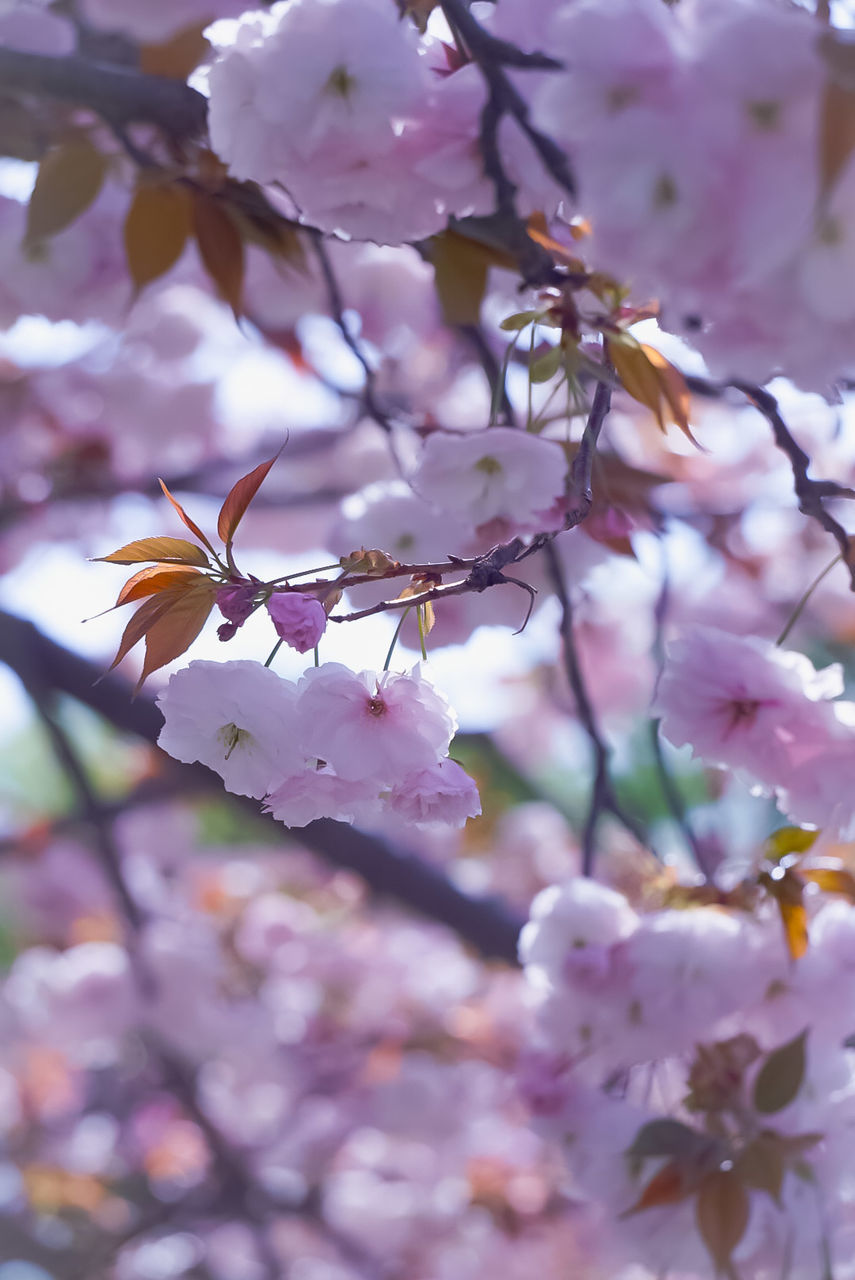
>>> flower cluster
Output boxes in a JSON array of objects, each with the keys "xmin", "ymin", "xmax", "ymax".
[
  {"xmin": 156, "ymin": 658, "xmax": 480, "ymax": 829},
  {"xmin": 657, "ymin": 625, "xmax": 855, "ymax": 838}
]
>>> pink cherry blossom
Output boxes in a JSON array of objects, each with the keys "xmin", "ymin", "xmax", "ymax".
[
  {"xmin": 386, "ymin": 758, "xmax": 481, "ymax": 829},
  {"xmin": 266, "ymin": 591, "xmax": 327, "ymax": 654},
  {"xmin": 264, "ymin": 769, "xmax": 379, "ymax": 828},
  {"xmin": 156, "ymin": 660, "xmax": 302, "ymax": 799}
]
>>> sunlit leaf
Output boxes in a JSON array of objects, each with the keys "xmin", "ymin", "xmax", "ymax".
[
  {"xmin": 422, "ymin": 600, "xmax": 436, "ymax": 634},
  {"xmin": 608, "ymin": 336, "xmax": 700, "ymax": 447},
  {"xmin": 139, "ymin": 22, "xmax": 211, "ymax": 78},
  {"xmin": 753, "ymin": 1029, "xmax": 808, "ymax": 1115},
  {"xmin": 26, "ymin": 136, "xmax": 107, "ymax": 243},
  {"xmin": 94, "ymin": 537, "xmax": 210, "ymax": 567},
  {"xmin": 340, "ymin": 549, "xmax": 400, "ymax": 575},
  {"xmin": 192, "ymin": 191, "xmax": 245, "ymax": 318},
  {"xmin": 529, "ymin": 344, "xmax": 563, "ymax": 384},
  {"xmin": 124, "ymin": 181, "xmax": 193, "ymax": 291},
  {"xmin": 431, "ymin": 230, "xmax": 494, "ymax": 326},
  {"xmin": 695, "ymin": 1170, "xmax": 750, "ymax": 1275},
  {"xmin": 217, "ymin": 453, "xmax": 281, "ymax": 547},
  {"xmin": 500, "ymin": 310, "xmax": 540, "ymax": 331},
  {"xmin": 158, "ymin": 480, "xmax": 218, "ymax": 556},
  {"xmin": 526, "ymin": 211, "xmax": 586, "ymax": 269},
  {"xmin": 116, "ymin": 565, "xmax": 205, "ymax": 608},
  {"xmin": 137, "ymin": 580, "xmax": 217, "ymax": 689},
  {"xmin": 765, "ymin": 826, "xmax": 819, "ymax": 862},
  {"xmin": 780, "ymin": 897, "xmax": 810, "ymax": 961},
  {"xmin": 107, "ymin": 592, "xmax": 180, "ymax": 673}
]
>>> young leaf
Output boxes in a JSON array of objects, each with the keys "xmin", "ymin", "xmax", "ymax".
[
  {"xmin": 500, "ymin": 310, "xmax": 540, "ymax": 332},
  {"xmin": 116, "ymin": 566, "xmax": 204, "ymax": 608},
  {"xmin": 801, "ymin": 864, "xmax": 855, "ymax": 902},
  {"xmin": 124, "ymin": 182, "xmax": 193, "ymax": 291},
  {"xmin": 620, "ymin": 1161, "xmax": 692, "ymax": 1217},
  {"xmin": 820, "ymin": 78, "xmax": 855, "ymax": 197},
  {"xmin": 139, "ymin": 22, "xmax": 211, "ymax": 79},
  {"xmin": 340, "ymin": 549, "xmax": 400, "ymax": 575},
  {"xmin": 735, "ymin": 1132, "xmax": 786, "ymax": 1204},
  {"xmin": 26, "ymin": 137, "xmax": 108, "ymax": 245},
  {"xmin": 765, "ymin": 826, "xmax": 819, "ymax": 862},
  {"xmin": 695, "ymin": 1170, "xmax": 750, "ymax": 1275},
  {"xmin": 431, "ymin": 230, "xmax": 491, "ymax": 326},
  {"xmin": 158, "ymin": 481, "xmax": 218, "ymax": 557},
  {"xmin": 137, "ymin": 580, "xmax": 217, "ymax": 689},
  {"xmin": 753, "ymin": 1029, "xmax": 808, "ymax": 1115},
  {"xmin": 94, "ymin": 537, "xmax": 211, "ymax": 567},
  {"xmin": 626, "ymin": 1119, "xmax": 711, "ymax": 1163},
  {"xmin": 192, "ymin": 191, "xmax": 245, "ymax": 318},
  {"xmin": 529, "ymin": 345, "xmax": 563, "ymax": 384},
  {"xmin": 779, "ymin": 896, "xmax": 810, "ymax": 961},
  {"xmin": 608, "ymin": 336, "xmax": 700, "ymax": 447},
  {"xmin": 217, "ymin": 454, "xmax": 281, "ymax": 547},
  {"xmin": 107, "ymin": 591, "xmax": 180, "ymax": 673}
]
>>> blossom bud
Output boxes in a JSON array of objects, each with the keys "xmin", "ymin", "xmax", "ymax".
[
  {"xmin": 266, "ymin": 592, "xmax": 327, "ymax": 654},
  {"xmin": 216, "ymin": 583, "xmax": 257, "ymax": 642}
]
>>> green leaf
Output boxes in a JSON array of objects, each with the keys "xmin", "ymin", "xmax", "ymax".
[
  {"xmin": 529, "ymin": 344, "xmax": 563, "ymax": 384},
  {"xmin": 26, "ymin": 136, "xmax": 107, "ymax": 243},
  {"xmin": 500, "ymin": 309, "xmax": 539, "ymax": 331},
  {"xmin": 753, "ymin": 1030, "xmax": 808, "ymax": 1115},
  {"xmin": 765, "ymin": 826, "xmax": 819, "ymax": 863}
]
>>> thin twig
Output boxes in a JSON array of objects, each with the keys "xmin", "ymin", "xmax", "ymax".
[
  {"xmin": 542, "ymin": 543, "xmax": 647, "ymax": 874},
  {"xmin": 732, "ymin": 382, "xmax": 855, "ymax": 587}
]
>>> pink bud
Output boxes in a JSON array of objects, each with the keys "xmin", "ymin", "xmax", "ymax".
[
  {"xmin": 217, "ymin": 583, "xmax": 257, "ymax": 634},
  {"xmin": 266, "ymin": 592, "xmax": 327, "ymax": 654}
]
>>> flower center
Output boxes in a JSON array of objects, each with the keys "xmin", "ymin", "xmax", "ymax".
[
  {"xmin": 747, "ymin": 99, "xmax": 781, "ymax": 131},
  {"xmin": 325, "ymin": 64, "xmax": 357, "ymax": 100},
  {"xmin": 475, "ymin": 455, "xmax": 502, "ymax": 476},
  {"xmin": 217, "ymin": 722, "xmax": 252, "ymax": 760},
  {"xmin": 725, "ymin": 699, "xmax": 762, "ymax": 733},
  {"xmin": 367, "ymin": 696, "xmax": 387, "ymax": 718}
]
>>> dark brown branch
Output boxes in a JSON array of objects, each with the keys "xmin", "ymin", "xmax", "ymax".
[
  {"xmin": 0, "ymin": 608, "xmax": 524, "ymax": 965},
  {"xmin": 542, "ymin": 542, "xmax": 647, "ymax": 874},
  {"xmin": 0, "ymin": 46, "xmax": 208, "ymax": 140},
  {"xmin": 733, "ymin": 381, "xmax": 855, "ymax": 588}
]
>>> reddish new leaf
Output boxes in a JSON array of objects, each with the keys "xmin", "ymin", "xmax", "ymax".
[
  {"xmin": 95, "ymin": 537, "xmax": 210, "ymax": 567},
  {"xmin": 137, "ymin": 580, "xmax": 217, "ymax": 689},
  {"xmin": 192, "ymin": 191, "xmax": 245, "ymax": 317},
  {"xmin": 621, "ymin": 1161, "xmax": 691, "ymax": 1217},
  {"xmin": 124, "ymin": 182, "xmax": 193, "ymax": 291},
  {"xmin": 217, "ymin": 453, "xmax": 280, "ymax": 547},
  {"xmin": 695, "ymin": 1170, "xmax": 750, "ymax": 1275},
  {"xmin": 158, "ymin": 481, "xmax": 217, "ymax": 556},
  {"xmin": 107, "ymin": 592, "xmax": 179, "ymax": 673},
  {"xmin": 116, "ymin": 565, "xmax": 204, "ymax": 608}
]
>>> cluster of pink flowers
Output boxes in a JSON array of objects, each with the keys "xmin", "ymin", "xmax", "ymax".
[
  {"xmin": 657, "ymin": 625, "xmax": 855, "ymax": 838},
  {"xmin": 520, "ymin": 873, "xmax": 855, "ymax": 1278},
  {"xmin": 156, "ymin": 658, "xmax": 481, "ymax": 829}
]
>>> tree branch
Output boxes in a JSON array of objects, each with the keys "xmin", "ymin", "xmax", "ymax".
[
  {"xmin": 0, "ymin": 607, "xmax": 524, "ymax": 965},
  {"xmin": 0, "ymin": 46, "xmax": 208, "ymax": 140},
  {"xmin": 733, "ymin": 381, "xmax": 855, "ymax": 588}
]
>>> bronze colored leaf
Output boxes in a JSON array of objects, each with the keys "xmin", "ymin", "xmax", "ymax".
[
  {"xmin": 340, "ymin": 549, "xmax": 400, "ymax": 575},
  {"xmin": 26, "ymin": 136, "xmax": 107, "ymax": 244},
  {"xmin": 94, "ymin": 537, "xmax": 211, "ymax": 567},
  {"xmin": 779, "ymin": 897, "xmax": 810, "ymax": 961},
  {"xmin": 608, "ymin": 336, "xmax": 700, "ymax": 447},
  {"xmin": 137, "ymin": 580, "xmax": 217, "ymax": 689},
  {"xmin": 158, "ymin": 480, "xmax": 218, "ymax": 557},
  {"xmin": 107, "ymin": 592, "xmax": 179, "ymax": 673},
  {"xmin": 626, "ymin": 1119, "xmax": 711, "ymax": 1163},
  {"xmin": 753, "ymin": 1029, "xmax": 808, "ymax": 1115},
  {"xmin": 801, "ymin": 864, "xmax": 855, "ymax": 902},
  {"xmin": 139, "ymin": 22, "xmax": 211, "ymax": 79},
  {"xmin": 124, "ymin": 182, "xmax": 193, "ymax": 291},
  {"xmin": 217, "ymin": 453, "xmax": 281, "ymax": 547},
  {"xmin": 116, "ymin": 565, "xmax": 204, "ymax": 608},
  {"xmin": 192, "ymin": 191, "xmax": 245, "ymax": 317},
  {"xmin": 695, "ymin": 1170, "xmax": 750, "ymax": 1275},
  {"xmin": 820, "ymin": 79, "xmax": 855, "ymax": 197},
  {"xmin": 620, "ymin": 1161, "xmax": 692, "ymax": 1217},
  {"xmin": 431, "ymin": 230, "xmax": 492, "ymax": 326}
]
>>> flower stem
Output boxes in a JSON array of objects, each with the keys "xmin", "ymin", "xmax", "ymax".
[
  {"xmin": 263, "ymin": 638, "xmax": 284, "ymax": 668},
  {"xmin": 383, "ymin": 608, "xmax": 411, "ymax": 672},
  {"xmin": 776, "ymin": 553, "xmax": 842, "ymax": 647}
]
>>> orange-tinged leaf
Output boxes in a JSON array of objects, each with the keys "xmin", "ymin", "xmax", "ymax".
[
  {"xmin": 137, "ymin": 580, "xmax": 217, "ymax": 688},
  {"xmin": 802, "ymin": 864, "xmax": 855, "ymax": 902},
  {"xmin": 116, "ymin": 565, "xmax": 204, "ymax": 608},
  {"xmin": 124, "ymin": 182, "xmax": 193, "ymax": 291},
  {"xmin": 526, "ymin": 211, "xmax": 586, "ymax": 270},
  {"xmin": 422, "ymin": 599, "xmax": 436, "ymax": 635},
  {"xmin": 217, "ymin": 453, "xmax": 280, "ymax": 546},
  {"xmin": 608, "ymin": 335, "xmax": 665, "ymax": 422},
  {"xmin": 780, "ymin": 898, "xmax": 809, "ymax": 961},
  {"xmin": 107, "ymin": 592, "xmax": 179, "ymax": 673},
  {"xmin": 431, "ymin": 230, "xmax": 491, "ymax": 326},
  {"xmin": 139, "ymin": 22, "xmax": 211, "ymax": 78},
  {"xmin": 753, "ymin": 1030, "xmax": 808, "ymax": 1115},
  {"xmin": 158, "ymin": 480, "xmax": 217, "ymax": 556},
  {"xmin": 94, "ymin": 537, "xmax": 210, "ymax": 567},
  {"xmin": 621, "ymin": 1161, "xmax": 691, "ymax": 1217},
  {"xmin": 340, "ymin": 549, "xmax": 400, "ymax": 575},
  {"xmin": 641, "ymin": 343, "xmax": 701, "ymax": 447},
  {"xmin": 695, "ymin": 1170, "xmax": 750, "ymax": 1275},
  {"xmin": 820, "ymin": 76, "xmax": 855, "ymax": 196},
  {"xmin": 26, "ymin": 136, "xmax": 107, "ymax": 243},
  {"xmin": 192, "ymin": 191, "xmax": 245, "ymax": 317}
]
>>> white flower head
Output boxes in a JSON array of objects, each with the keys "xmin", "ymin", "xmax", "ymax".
[{"xmin": 156, "ymin": 660, "xmax": 301, "ymax": 799}]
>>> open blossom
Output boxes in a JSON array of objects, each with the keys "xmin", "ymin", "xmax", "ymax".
[
  {"xmin": 656, "ymin": 625, "xmax": 845, "ymax": 784},
  {"xmin": 296, "ymin": 663, "xmax": 457, "ymax": 786},
  {"xmin": 266, "ymin": 592, "xmax": 327, "ymax": 654},
  {"xmin": 410, "ymin": 428, "xmax": 569, "ymax": 531},
  {"xmin": 386, "ymin": 759, "xmax": 482, "ymax": 829},
  {"xmin": 156, "ymin": 660, "xmax": 301, "ymax": 799},
  {"xmin": 264, "ymin": 769, "xmax": 378, "ymax": 828}
]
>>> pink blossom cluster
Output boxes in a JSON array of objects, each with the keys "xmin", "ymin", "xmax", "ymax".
[
  {"xmin": 657, "ymin": 625, "xmax": 855, "ymax": 838},
  {"xmin": 520, "ymin": 873, "xmax": 855, "ymax": 1278},
  {"xmin": 156, "ymin": 658, "xmax": 481, "ymax": 828}
]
